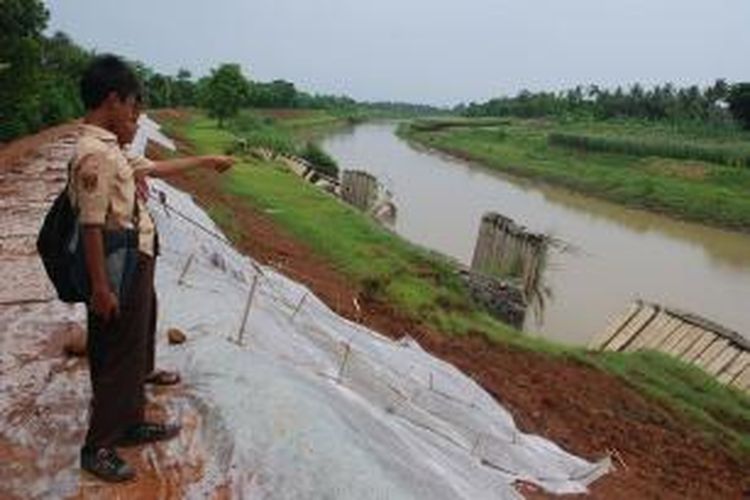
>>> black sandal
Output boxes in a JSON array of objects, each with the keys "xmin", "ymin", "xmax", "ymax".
[
  {"xmin": 117, "ymin": 422, "xmax": 182, "ymax": 447},
  {"xmin": 81, "ymin": 446, "xmax": 135, "ymax": 482},
  {"xmin": 144, "ymin": 370, "xmax": 181, "ymax": 386}
]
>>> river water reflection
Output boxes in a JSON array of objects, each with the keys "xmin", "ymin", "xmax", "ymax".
[{"xmin": 320, "ymin": 122, "xmax": 750, "ymax": 345}]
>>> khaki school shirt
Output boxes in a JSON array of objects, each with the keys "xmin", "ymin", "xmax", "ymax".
[{"xmin": 68, "ymin": 124, "xmax": 156, "ymax": 256}]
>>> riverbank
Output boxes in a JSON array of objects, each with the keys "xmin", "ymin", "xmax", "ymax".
[
  {"xmin": 153, "ymin": 108, "xmax": 750, "ymax": 497},
  {"xmin": 399, "ymin": 118, "xmax": 750, "ymax": 231}
]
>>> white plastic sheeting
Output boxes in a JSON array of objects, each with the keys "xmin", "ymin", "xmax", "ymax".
[
  {"xmin": 128, "ymin": 113, "xmax": 176, "ymax": 157},
  {"xmin": 149, "ymin": 179, "xmax": 610, "ymax": 499}
]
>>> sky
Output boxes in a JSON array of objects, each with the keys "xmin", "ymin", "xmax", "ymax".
[{"xmin": 45, "ymin": 0, "xmax": 750, "ymax": 106}]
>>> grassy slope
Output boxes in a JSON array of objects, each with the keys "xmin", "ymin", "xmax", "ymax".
[
  {"xmin": 400, "ymin": 119, "xmax": 750, "ymax": 230},
  {"xmin": 164, "ymin": 109, "xmax": 750, "ymax": 458}
]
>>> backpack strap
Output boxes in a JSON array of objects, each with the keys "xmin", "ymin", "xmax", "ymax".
[{"xmin": 132, "ymin": 192, "xmax": 141, "ymax": 228}]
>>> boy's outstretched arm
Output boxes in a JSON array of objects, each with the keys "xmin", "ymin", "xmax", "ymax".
[{"xmin": 138, "ymin": 155, "xmax": 234, "ymax": 179}]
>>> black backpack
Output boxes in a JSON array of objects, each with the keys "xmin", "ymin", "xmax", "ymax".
[
  {"xmin": 36, "ymin": 173, "xmax": 88, "ymax": 303},
  {"xmin": 37, "ymin": 161, "xmax": 140, "ymax": 304}
]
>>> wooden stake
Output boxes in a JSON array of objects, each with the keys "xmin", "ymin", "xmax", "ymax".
[
  {"xmin": 336, "ymin": 342, "xmax": 352, "ymax": 383},
  {"xmin": 177, "ymin": 253, "xmax": 194, "ymax": 286},
  {"xmin": 158, "ymin": 190, "xmax": 171, "ymax": 218},
  {"xmin": 235, "ymin": 275, "xmax": 260, "ymax": 346},
  {"xmin": 353, "ymin": 296, "xmax": 362, "ymax": 320},
  {"xmin": 290, "ymin": 292, "xmax": 308, "ymax": 322}
]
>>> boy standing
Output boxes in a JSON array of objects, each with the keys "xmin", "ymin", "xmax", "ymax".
[{"xmin": 71, "ymin": 55, "xmax": 232, "ymax": 482}]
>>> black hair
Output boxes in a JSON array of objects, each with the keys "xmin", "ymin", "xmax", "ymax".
[{"xmin": 80, "ymin": 54, "xmax": 142, "ymax": 110}]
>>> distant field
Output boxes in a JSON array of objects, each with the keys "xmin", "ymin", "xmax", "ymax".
[
  {"xmin": 548, "ymin": 132, "xmax": 750, "ymax": 167},
  {"xmin": 256, "ymin": 108, "xmax": 349, "ymax": 129},
  {"xmin": 401, "ymin": 118, "xmax": 750, "ymax": 230}
]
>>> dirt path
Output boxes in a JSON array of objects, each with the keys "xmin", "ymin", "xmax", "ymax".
[
  {"xmin": 164, "ymin": 140, "xmax": 749, "ymax": 498},
  {"xmin": 0, "ymin": 128, "xmax": 228, "ymax": 499}
]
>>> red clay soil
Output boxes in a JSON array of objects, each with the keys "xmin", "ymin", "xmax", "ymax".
[{"xmin": 162, "ymin": 134, "xmax": 750, "ymax": 499}]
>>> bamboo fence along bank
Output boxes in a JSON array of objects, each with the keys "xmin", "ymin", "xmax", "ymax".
[
  {"xmin": 274, "ymin": 151, "xmax": 397, "ymax": 226},
  {"xmin": 589, "ymin": 301, "xmax": 750, "ymax": 393}
]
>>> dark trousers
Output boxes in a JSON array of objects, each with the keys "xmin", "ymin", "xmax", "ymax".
[
  {"xmin": 146, "ymin": 292, "xmax": 157, "ymax": 376},
  {"xmin": 85, "ymin": 254, "xmax": 155, "ymax": 448}
]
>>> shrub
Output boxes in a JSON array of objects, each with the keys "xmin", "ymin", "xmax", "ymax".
[{"xmin": 300, "ymin": 142, "xmax": 339, "ymax": 178}]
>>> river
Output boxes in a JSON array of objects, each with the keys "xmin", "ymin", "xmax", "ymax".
[{"xmin": 319, "ymin": 122, "xmax": 750, "ymax": 345}]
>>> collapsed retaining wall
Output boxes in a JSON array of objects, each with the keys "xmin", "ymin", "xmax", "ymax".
[{"xmin": 590, "ymin": 300, "xmax": 750, "ymax": 392}]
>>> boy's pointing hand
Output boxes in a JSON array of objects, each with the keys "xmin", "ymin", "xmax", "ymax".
[{"xmin": 202, "ymin": 155, "xmax": 234, "ymax": 173}]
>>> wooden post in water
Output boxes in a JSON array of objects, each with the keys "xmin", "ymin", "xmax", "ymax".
[
  {"xmin": 470, "ymin": 212, "xmax": 549, "ymax": 306},
  {"xmin": 341, "ymin": 170, "xmax": 378, "ymax": 212}
]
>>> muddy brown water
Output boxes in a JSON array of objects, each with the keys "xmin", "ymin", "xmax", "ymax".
[{"xmin": 320, "ymin": 122, "xmax": 750, "ymax": 345}]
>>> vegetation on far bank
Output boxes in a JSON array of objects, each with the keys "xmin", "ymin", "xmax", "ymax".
[
  {"xmin": 400, "ymin": 118, "xmax": 750, "ymax": 231},
  {"xmin": 459, "ymin": 82, "xmax": 750, "ymax": 131},
  {"xmin": 160, "ymin": 108, "xmax": 750, "ymax": 459}
]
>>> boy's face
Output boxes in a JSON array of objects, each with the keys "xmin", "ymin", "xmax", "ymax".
[{"xmin": 105, "ymin": 92, "xmax": 140, "ymax": 146}]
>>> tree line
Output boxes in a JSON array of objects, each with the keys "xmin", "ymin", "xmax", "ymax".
[
  {"xmin": 3, "ymin": 0, "xmax": 444, "ymax": 141},
  {"xmin": 458, "ymin": 82, "xmax": 750, "ymax": 130}
]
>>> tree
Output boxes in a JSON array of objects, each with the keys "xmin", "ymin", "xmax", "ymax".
[
  {"xmin": 173, "ymin": 68, "xmax": 195, "ymax": 106},
  {"xmin": 267, "ymin": 79, "xmax": 297, "ymax": 107},
  {"xmin": 0, "ymin": 3, "xmax": 194, "ymax": 141},
  {"xmin": 146, "ymin": 73, "xmax": 174, "ymax": 108},
  {"xmin": 200, "ymin": 63, "xmax": 250, "ymax": 127},
  {"xmin": 0, "ymin": 0, "xmax": 49, "ymax": 140},
  {"xmin": 727, "ymin": 83, "xmax": 750, "ymax": 130},
  {"xmin": 300, "ymin": 142, "xmax": 338, "ymax": 178},
  {"xmin": 248, "ymin": 79, "xmax": 298, "ymax": 108},
  {"xmin": 706, "ymin": 78, "xmax": 729, "ymax": 104},
  {"xmin": 460, "ymin": 81, "xmax": 735, "ymax": 125},
  {"xmin": 38, "ymin": 31, "xmax": 91, "ymax": 124}
]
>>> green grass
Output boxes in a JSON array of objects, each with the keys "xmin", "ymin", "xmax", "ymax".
[
  {"xmin": 409, "ymin": 117, "xmax": 514, "ymax": 132},
  {"xmin": 167, "ymin": 109, "xmax": 348, "ymax": 154},
  {"xmin": 549, "ymin": 132, "xmax": 750, "ymax": 167},
  {"xmin": 560, "ymin": 117, "xmax": 750, "ymax": 144},
  {"xmin": 587, "ymin": 350, "xmax": 750, "ymax": 456},
  {"xmin": 175, "ymin": 113, "xmax": 235, "ymax": 155},
  {"xmin": 164, "ymin": 109, "xmax": 750, "ymax": 459},
  {"xmin": 274, "ymin": 110, "xmax": 354, "ymax": 129},
  {"xmin": 226, "ymin": 111, "xmax": 298, "ymax": 155},
  {"xmin": 401, "ymin": 119, "xmax": 750, "ymax": 230}
]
